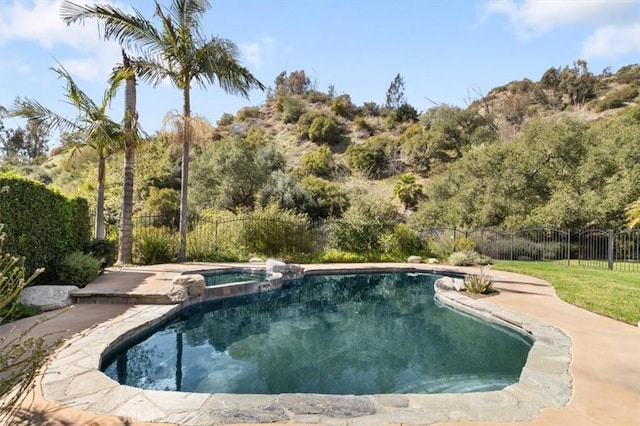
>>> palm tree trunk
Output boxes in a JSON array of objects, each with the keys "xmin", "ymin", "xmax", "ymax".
[
  {"xmin": 118, "ymin": 52, "xmax": 137, "ymax": 264},
  {"xmin": 95, "ymin": 157, "xmax": 106, "ymax": 239},
  {"xmin": 177, "ymin": 87, "xmax": 191, "ymax": 262}
]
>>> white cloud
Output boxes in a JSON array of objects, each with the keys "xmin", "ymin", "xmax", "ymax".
[
  {"xmin": 582, "ymin": 22, "xmax": 640, "ymax": 58},
  {"xmin": 240, "ymin": 36, "xmax": 276, "ymax": 68},
  {"xmin": 484, "ymin": 0, "xmax": 637, "ymax": 39},
  {"xmin": 0, "ymin": 0, "xmax": 125, "ymax": 82}
]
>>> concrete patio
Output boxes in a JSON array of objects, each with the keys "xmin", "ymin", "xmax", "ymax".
[{"xmin": 1, "ymin": 263, "xmax": 638, "ymax": 425}]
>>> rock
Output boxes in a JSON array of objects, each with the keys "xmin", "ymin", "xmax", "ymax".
[
  {"xmin": 248, "ymin": 257, "xmax": 263, "ymax": 263},
  {"xmin": 428, "ymin": 257, "xmax": 440, "ymax": 264},
  {"xmin": 172, "ymin": 274, "xmax": 205, "ymax": 297},
  {"xmin": 407, "ymin": 255, "xmax": 423, "ymax": 264},
  {"xmin": 286, "ymin": 264, "xmax": 304, "ymax": 278},
  {"xmin": 167, "ymin": 285, "xmax": 187, "ymax": 303},
  {"xmin": 434, "ymin": 277, "xmax": 465, "ymax": 292},
  {"xmin": 18, "ymin": 285, "xmax": 79, "ymax": 311},
  {"xmin": 266, "ymin": 258, "xmax": 288, "ymax": 274}
]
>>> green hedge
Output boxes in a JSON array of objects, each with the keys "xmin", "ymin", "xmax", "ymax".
[{"xmin": 0, "ymin": 173, "xmax": 91, "ymax": 283}]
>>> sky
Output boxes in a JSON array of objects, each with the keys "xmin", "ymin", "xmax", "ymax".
[{"xmin": 1, "ymin": 0, "xmax": 639, "ymax": 145}]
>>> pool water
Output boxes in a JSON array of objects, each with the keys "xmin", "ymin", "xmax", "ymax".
[
  {"xmin": 200, "ymin": 270, "xmax": 265, "ymax": 286},
  {"xmin": 102, "ymin": 273, "xmax": 532, "ymax": 395}
]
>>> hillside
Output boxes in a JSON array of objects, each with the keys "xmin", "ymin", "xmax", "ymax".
[{"xmin": 3, "ymin": 61, "xmax": 640, "ymax": 231}]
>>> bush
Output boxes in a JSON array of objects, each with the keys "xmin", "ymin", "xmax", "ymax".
[
  {"xmin": 361, "ymin": 101, "xmax": 380, "ymax": 117},
  {"xmin": 464, "ymin": 266, "xmax": 494, "ymax": 294},
  {"xmin": 297, "ymin": 111, "xmax": 324, "ymax": 139},
  {"xmin": 0, "ymin": 173, "xmax": 91, "ymax": 283},
  {"xmin": 217, "ymin": 112, "xmax": 234, "ymax": 127},
  {"xmin": 448, "ymin": 250, "xmax": 492, "ymax": 266},
  {"xmin": 378, "ymin": 224, "xmax": 424, "ymax": 258},
  {"xmin": 330, "ymin": 94, "xmax": 358, "ymax": 119},
  {"xmin": 133, "ymin": 227, "xmax": 176, "ymax": 265},
  {"xmin": 308, "ymin": 116, "xmax": 342, "ymax": 145},
  {"xmin": 320, "ymin": 249, "xmax": 364, "ymax": 263},
  {"xmin": 353, "ymin": 116, "xmax": 374, "ymax": 135},
  {"xmin": 299, "ymin": 145, "xmax": 333, "ymax": 177},
  {"xmin": 235, "ymin": 106, "xmax": 261, "ymax": 121},
  {"xmin": 304, "ymin": 90, "xmax": 331, "ymax": 104},
  {"xmin": 84, "ymin": 238, "xmax": 117, "ymax": 268},
  {"xmin": 57, "ymin": 251, "xmax": 101, "ymax": 287},
  {"xmin": 593, "ymin": 85, "xmax": 639, "ymax": 112},
  {"xmin": 345, "ymin": 136, "xmax": 390, "ymax": 178},
  {"xmin": 300, "ymin": 177, "xmax": 350, "ymax": 220},
  {"xmin": 276, "ymin": 96, "xmax": 305, "ymax": 124},
  {"xmin": 453, "ymin": 237, "xmax": 477, "ymax": 252}
]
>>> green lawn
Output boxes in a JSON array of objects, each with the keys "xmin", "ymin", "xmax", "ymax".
[{"xmin": 493, "ymin": 261, "xmax": 640, "ymax": 325}]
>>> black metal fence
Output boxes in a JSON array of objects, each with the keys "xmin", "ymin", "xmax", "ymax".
[{"xmin": 119, "ymin": 214, "xmax": 640, "ymax": 272}]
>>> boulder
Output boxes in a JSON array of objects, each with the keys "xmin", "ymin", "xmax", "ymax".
[
  {"xmin": 434, "ymin": 277, "xmax": 466, "ymax": 292},
  {"xmin": 172, "ymin": 274, "xmax": 205, "ymax": 297},
  {"xmin": 427, "ymin": 258, "xmax": 440, "ymax": 264},
  {"xmin": 248, "ymin": 257, "xmax": 264, "ymax": 263},
  {"xmin": 407, "ymin": 256, "xmax": 423, "ymax": 264},
  {"xmin": 266, "ymin": 258, "xmax": 288, "ymax": 274},
  {"xmin": 18, "ymin": 285, "xmax": 79, "ymax": 311}
]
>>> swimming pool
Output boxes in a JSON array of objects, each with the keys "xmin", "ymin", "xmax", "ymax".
[{"xmin": 102, "ymin": 272, "xmax": 532, "ymax": 395}]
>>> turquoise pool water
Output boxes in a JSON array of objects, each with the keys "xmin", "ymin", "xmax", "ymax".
[
  {"xmin": 200, "ymin": 269, "xmax": 265, "ymax": 287},
  {"xmin": 102, "ymin": 273, "xmax": 532, "ymax": 395}
]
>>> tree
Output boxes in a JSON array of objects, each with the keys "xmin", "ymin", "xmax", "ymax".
[
  {"xmin": 386, "ymin": 73, "xmax": 407, "ymax": 109},
  {"xmin": 10, "ymin": 65, "xmax": 124, "ymax": 239},
  {"xmin": 393, "ymin": 173, "xmax": 423, "ymax": 211},
  {"xmin": 61, "ymin": 0, "xmax": 265, "ymax": 262},
  {"xmin": 274, "ymin": 70, "xmax": 311, "ymax": 96},
  {"xmin": 626, "ymin": 198, "xmax": 640, "ymax": 228}
]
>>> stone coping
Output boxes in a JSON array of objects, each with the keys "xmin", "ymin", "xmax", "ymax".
[{"xmin": 41, "ymin": 266, "xmax": 572, "ymax": 425}]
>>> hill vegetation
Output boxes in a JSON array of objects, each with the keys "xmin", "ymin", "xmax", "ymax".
[{"xmin": 1, "ymin": 61, "xmax": 639, "ymax": 258}]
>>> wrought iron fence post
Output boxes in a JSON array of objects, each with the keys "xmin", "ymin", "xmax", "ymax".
[
  {"xmin": 510, "ymin": 232, "xmax": 514, "ymax": 261},
  {"xmin": 608, "ymin": 229, "xmax": 614, "ymax": 270},
  {"xmin": 566, "ymin": 229, "xmax": 571, "ymax": 267}
]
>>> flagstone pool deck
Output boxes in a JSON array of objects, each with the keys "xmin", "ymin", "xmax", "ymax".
[{"xmin": 2, "ymin": 262, "xmax": 639, "ymax": 425}]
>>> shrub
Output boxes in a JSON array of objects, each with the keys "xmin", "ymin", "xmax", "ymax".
[
  {"xmin": 57, "ymin": 251, "xmax": 101, "ymax": 287},
  {"xmin": 0, "ymin": 173, "xmax": 90, "ymax": 283},
  {"xmin": 299, "ymin": 145, "xmax": 333, "ymax": 177},
  {"xmin": 378, "ymin": 224, "xmax": 424, "ymax": 257},
  {"xmin": 84, "ymin": 238, "xmax": 117, "ymax": 268},
  {"xmin": 276, "ymin": 96, "xmax": 305, "ymax": 124},
  {"xmin": 235, "ymin": 106, "xmax": 261, "ymax": 121},
  {"xmin": 361, "ymin": 101, "xmax": 380, "ymax": 117},
  {"xmin": 330, "ymin": 94, "xmax": 357, "ymax": 119},
  {"xmin": 453, "ymin": 237, "xmax": 477, "ymax": 252},
  {"xmin": 300, "ymin": 176, "xmax": 350, "ymax": 220},
  {"xmin": 308, "ymin": 116, "xmax": 342, "ymax": 145},
  {"xmin": 320, "ymin": 249, "xmax": 364, "ymax": 263},
  {"xmin": 345, "ymin": 136, "xmax": 390, "ymax": 178},
  {"xmin": 448, "ymin": 250, "xmax": 492, "ymax": 266},
  {"xmin": 304, "ymin": 90, "xmax": 331, "ymax": 104},
  {"xmin": 217, "ymin": 112, "xmax": 234, "ymax": 127},
  {"xmin": 133, "ymin": 227, "xmax": 176, "ymax": 265},
  {"xmin": 593, "ymin": 85, "xmax": 639, "ymax": 112},
  {"xmin": 353, "ymin": 116, "xmax": 373, "ymax": 135},
  {"xmin": 464, "ymin": 266, "xmax": 494, "ymax": 294},
  {"xmin": 297, "ymin": 111, "xmax": 324, "ymax": 139}
]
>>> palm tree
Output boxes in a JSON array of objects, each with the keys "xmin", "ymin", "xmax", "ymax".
[
  {"xmin": 393, "ymin": 173, "xmax": 423, "ymax": 211},
  {"xmin": 117, "ymin": 51, "xmax": 138, "ymax": 264},
  {"xmin": 10, "ymin": 65, "xmax": 124, "ymax": 239},
  {"xmin": 626, "ymin": 198, "xmax": 640, "ymax": 229},
  {"xmin": 61, "ymin": 0, "xmax": 265, "ymax": 261}
]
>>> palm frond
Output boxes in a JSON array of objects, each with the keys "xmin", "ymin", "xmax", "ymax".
[
  {"xmin": 50, "ymin": 63, "xmax": 100, "ymax": 113},
  {"xmin": 60, "ymin": 1, "xmax": 163, "ymax": 56},
  {"xmin": 9, "ymin": 98, "xmax": 79, "ymax": 135},
  {"xmin": 195, "ymin": 37, "xmax": 265, "ymax": 96}
]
